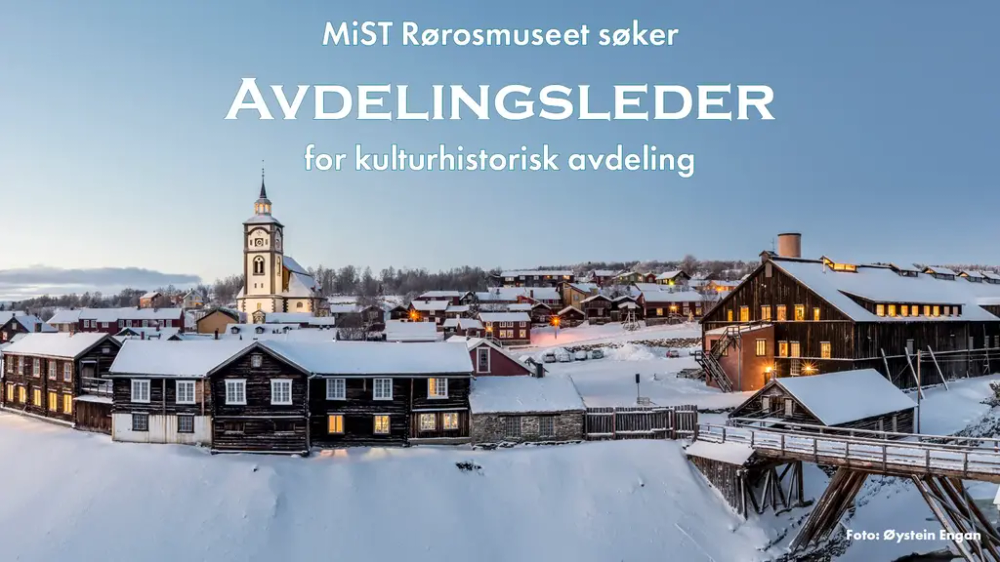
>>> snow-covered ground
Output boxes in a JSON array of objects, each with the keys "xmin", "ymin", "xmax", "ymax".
[
  {"xmin": 528, "ymin": 322, "xmax": 700, "ymax": 349},
  {"xmin": 0, "ymin": 413, "xmax": 776, "ymax": 562}
]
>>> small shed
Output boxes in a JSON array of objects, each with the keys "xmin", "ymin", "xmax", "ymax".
[
  {"xmin": 729, "ymin": 369, "xmax": 917, "ymax": 433},
  {"xmin": 469, "ymin": 374, "xmax": 585, "ymax": 445},
  {"xmin": 555, "ymin": 306, "xmax": 585, "ymax": 327}
]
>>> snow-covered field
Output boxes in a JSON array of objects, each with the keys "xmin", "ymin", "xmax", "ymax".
[
  {"xmin": 0, "ymin": 413, "xmax": 774, "ymax": 562},
  {"xmin": 528, "ymin": 322, "xmax": 699, "ymax": 349}
]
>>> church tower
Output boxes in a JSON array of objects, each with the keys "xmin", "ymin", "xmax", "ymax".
[{"xmin": 237, "ymin": 170, "xmax": 285, "ymax": 314}]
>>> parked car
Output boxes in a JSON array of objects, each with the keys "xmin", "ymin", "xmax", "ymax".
[
  {"xmin": 556, "ymin": 351, "xmax": 572, "ymax": 363},
  {"xmin": 590, "ymin": 349, "xmax": 604, "ymax": 360},
  {"xmin": 542, "ymin": 351, "xmax": 557, "ymax": 363},
  {"xmin": 574, "ymin": 350, "xmax": 588, "ymax": 361},
  {"xmin": 666, "ymin": 349, "xmax": 681, "ymax": 358}
]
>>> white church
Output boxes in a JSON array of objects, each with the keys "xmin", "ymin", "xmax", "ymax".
[{"xmin": 235, "ymin": 174, "xmax": 325, "ymax": 321}]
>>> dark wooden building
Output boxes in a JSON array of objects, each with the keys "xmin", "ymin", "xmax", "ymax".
[
  {"xmin": 699, "ymin": 250, "xmax": 1000, "ymax": 391},
  {"xmin": 555, "ymin": 306, "xmax": 585, "ymax": 327},
  {"xmin": 0, "ymin": 314, "xmax": 56, "ymax": 343},
  {"xmin": 1, "ymin": 333, "xmax": 120, "ymax": 430},
  {"xmin": 478, "ymin": 312, "xmax": 532, "ymax": 346},
  {"xmin": 499, "ymin": 270, "xmax": 575, "ymax": 288},
  {"xmin": 729, "ymin": 368, "xmax": 917, "ymax": 433}
]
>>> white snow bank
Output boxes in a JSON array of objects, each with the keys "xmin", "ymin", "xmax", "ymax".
[
  {"xmin": 0, "ymin": 414, "xmax": 773, "ymax": 561},
  {"xmin": 685, "ymin": 441, "xmax": 755, "ymax": 465},
  {"xmin": 604, "ymin": 343, "xmax": 657, "ymax": 362},
  {"xmin": 470, "ymin": 375, "xmax": 584, "ymax": 413}
]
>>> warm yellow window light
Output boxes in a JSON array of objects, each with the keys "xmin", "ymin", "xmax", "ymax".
[
  {"xmin": 328, "ymin": 415, "xmax": 344, "ymax": 434},
  {"xmin": 888, "ymin": 304, "xmax": 896, "ymax": 317}
]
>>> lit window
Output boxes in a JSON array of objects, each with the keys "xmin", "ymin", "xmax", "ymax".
[
  {"xmin": 131, "ymin": 379, "xmax": 150, "ymax": 403},
  {"xmin": 18, "ymin": 387, "xmax": 26, "ymax": 403},
  {"xmin": 4, "ymin": 384, "xmax": 12, "ymax": 402},
  {"xmin": 373, "ymin": 378, "xmax": 393, "ymax": 400},
  {"xmin": 755, "ymin": 339, "xmax": 766, "ymax": 357},
  {"xmin": 901, "ymin": 305, "xmax": 909, "ymax": 317},
  {"xmin": 790, "ymin": 342, "xmax": 801, "ymax": 358},
  {"xmin": 888, "ymin": 304, "xmax": 896, "ymax": 317},
  {"xmin": 876, "ymin": 304, "xmax": 885, "ymax": 317},
  {"xmin": 374, "ymin": 415, "xmax": 390, "ymax": 434},
  {"xmin": 428, "ymin": 378, "xmax": 448, "ymax": 399},
  {"xmin": 778, "ymin": 341, "xmax": 789, "ymax": 357},
  {"xmin": 739, "ymin": 306, "xmax": 749, "ymax": 322},
  {"xmin": 820, "ymin": 342, "xmax": 831, "ymax": 359},
  {"xmin": 48, "ymin": 392, "xmax": 58, "ymax": 412},
  {"xmin": 727, "ymin": 309, "xmax": 733, "ymax": 322},
  {"xmin": 271, "ymin": 380, "xmax": 292, "ymax": 405},
  {"xmin": 911, "ymin": 305, "xmax": 920, "ymax": 317},
  {"xmin": 63, "ymin": 394, "xmax": 73, "ymax": 415},
  {"xmin": 760, "ymin": 306, "xmax": 771, "ymax": 321},
  {"xmin": 813, "ymin": 308, "xmax": 821, "ymax": 321},
  {"xmin": 794, "ymin": 305, "xmax": 805, "ymax": 321},
  {"xmin": 776, "ymin": 305, "xmax": 787, "ymax": 321},
  {"xmin": 943, "ymin": 306, "xmax": 950, "ymax": 316},
  {"xmin": 225, "ymin": 380, "xmax": 246, "ymax": 405},
  {"xmin": 419, "ymin": 413, "xmax": 436, "ymax": 431},
  {"xmin": 443, "ymin": 413, "xmax": 459, "ymax": 431},
  {"xmin": 326, "ymin": 378, "xmax": 346, "ymax": 400},
  {"xmin": 328, "ymin": 414, "xmax": 344, "ymax": 434},
  {"xmin": 924, "ymin": 305, "xmax": 931, "ymax": 316},
  {"xmin": 933, "ymin": 305, "xmax": 940, "ymax": 317},
  {"xmin": 177, "ymin": 415, "xmax": 195, "ymax": 434},
  {"xmin": 176, "ymin": 381, "xmax": 196, "ymax": 404}
]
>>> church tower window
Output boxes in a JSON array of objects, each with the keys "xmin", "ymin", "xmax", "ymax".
[{"xmin": 253, "ymin": 256, "xmax": 265, "ymax": 275}]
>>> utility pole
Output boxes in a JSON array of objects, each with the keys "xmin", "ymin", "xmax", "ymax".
[{"xmin": 917, "ymin": 349, "xmax": 922, "ymax": 434}]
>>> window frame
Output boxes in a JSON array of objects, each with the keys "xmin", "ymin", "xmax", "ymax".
[
  {"xmin": 373, "ymin": 414, "xmax": 390, "ymax": 434},
  {"xmin": 442, "ymin": 412, "xmax": 459, "ymax": 431},
  {"xmin": 63, "ymin": 362, "xmax": 72, "ymax": 382},
  {"xmin": 820, "ymin": 341, "xmax": 831, "ymax": 359},
  {"xmin": 755, "ymin": 339, "xmax": 766, "ymax": 357},
  {"xmin": 427, "ymin": 378, "xmax": 448, "ymax": 399},
  {"xmin": 270, "ymin": 379, "xmax": 293, "ymax": 406},
  {"xmin": 175, "ymin": 380, "xmax": 196, "ymax": 405},
  {"xmin": 131, "ymin": 379, "xmax": 151, "ymax": 404},
  {"xmin": 539, "ymin": 415, "xmax": 555, "ymax": 437},
  {"xmin": 419, "ymin": 413, "xmax": 437, "ymax": 431},
  {"xmin": 132, "ymin": 413, "xmax": 149, "ymax": 432},
  {"xmin": 476, "ymin": 347, "xmax": 490, "ymax": 374},
  {"xmin": 326, "ymin": 378, "xmax": 346, "ymax": 400},
  {"xmin": 177, "ymin": 414, "xmax": 195, "ymax": 434},
  {"xmin": 225, "ymin": 379, "xmax": 247, "ymax": 405},
  {"xmin": 373, "ymin": 378, "xmax": 393, "ymax": 401},
  {"xmin": 328, "ymin": 414, "xmax": 344, "ymax": 434}
]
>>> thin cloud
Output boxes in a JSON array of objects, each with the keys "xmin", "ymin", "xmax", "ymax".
[{"xmin": 0, "ymin": 266, "xmax": 202, "ymax": 301}]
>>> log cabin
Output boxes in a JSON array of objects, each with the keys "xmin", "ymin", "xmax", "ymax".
[
  {"xmin": 728, "ymin": 369, "xmax": 917, "ymax": 434},
  {"xmin": 635, "ymin": 283, "xmax": 705, "ymax": 325},
  {"xmin": 699, "ymin": 233, "xmax": 1000, "ymax": 392},
  {"xmin": 1, "ymin": 333, "xmax": 121, "ymax": 430},
  {"xmin": 259, "ymin": 340, "xmax": 473, "ymax": 447},
  {"xmin": 654, "ymin": 270, "xmax": 691, "ymax": 286},
  {"xmin": 478, "ymin": 312, "xmax": 531, "ymax": 346},
  {"xmin": 498, "ymin": 270, "xmax": 575, "ymax": 288},
  {"xmin": 555, "ymin": 306, "xmax": 585, "ymax": 327},
  {"xmin": 107, "ymin": 340, "xmax": 255, "ymax": 446},
  {"xmin": 0, "ymin": 314, "xmax": 55, "ymax": 343}
]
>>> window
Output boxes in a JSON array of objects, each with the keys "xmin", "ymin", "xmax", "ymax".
[
  {"xmin": 132, "ymin": 413, "xmax": 149, "ymax": 432},
  {"xmin": 17, "ymin": 357, "xmax": 23, "ymax": 375},
  {"xmin": 790, "ymin": 341, "xmax": 801, "ymax": 358},
  {"xmin": 177, "ymin": 415, "xmax": 195, "ymax": 434},
  {"xmin": 755, "ymin": 339, "xmax": 766, "ymax": 357},
  {"xmin": 326, "ymin": 378, "xmax": 346, "ymax": 400},
  {"xmin": 761, "ymin": 396, "xmax": 771, "ymax": 411},
  {"xmin": 48, "ymin": 392, "xmax": 58, "ymax": 412},
  {"xmin": 794, "ymin": 305, "xmax": 805, "ymax": 321},
  {"xmin": 253, "ymin": 256, "xmax": 265, "ymax": 275},
  {"xmin": 63, "ymin": 363, "xmax": 72, "ymax": 382},
  {"xmin": 778, "ymin": 341, "xmax": 789, "ymax": 357},
  {"xmin": 18, "ymin": 386, "xmax": 26, "ymax": 404},
  {"xmin": 4, "ymin": 383, "xmax": 12, "ymax": 402},
  {"xmin": 784, "ymin": 398, "xmax": 794, "ymax": 416},
  {"xmin": 519, "ymin": 329, "xmax": 527, "ymax": 339},
  {"xmin": 419, "ymin": 413, "xmax": 436, "ymax": 431},
  {"xmin": 428, "ymin": 378, "xmax": 448, "ymax": 399},
  {"xmin": 271, "ymin": 380, "xmax": 292, "ymax": 405},
  {"xmin": 813, "ymin": 307, "xmax": 821, "ymax": 321},
  {"xmin": 33, "ymin": 359, "xmax": 40, "ymax": 377},
  {"xmin": 969, "ymin": 336, "xmax": 976, "ymax": 349},
  {"xmin": 901, "ymin": 305, "xmax": 909, "ymax": 317},
  {"xmin": 131, "ymin": 379, "xmax": 150, "ymax": 403},
  {"xmin": 443, "ymin": 413, "xmax": 459, "ymax": 431},
  {"xmin": 476, "ymin": 347, "xmax": 490, "ymax": 373},
  {"xmin": 63, "ymin": 394, "xmax": 73, "ymax": 415},
  {"xmin": 888, "ymin": 304, "xmax": 896, "ymax": 317},
  {"xmin": 504, "ymin": 416, "xmax": 522, "ymax": 438},
  {"xmin": 911, "ymin": 305, "xmax": 920, "ymax": 317},
  {"xmin": 727, "ymin": 309, "xmax": 733, "ymax": 322},
  {"xmin": 820, "ymin": 342, "xmax": 831, "ymax": 359},
  {"xmin": 932, "ymin": 305, "xmax": 940, "ymax": 317},
  {"xmin": 539, "ymin": 416, "xmax": 555, "ymax": 437},
  {"xmin": 760, "ymin": 306, "xmax": 771, "ymax": 321},
  {"xmin": 876, "ymin": 304, "xmax": 885, "ymax": 317},
  {"xmin": 776, "ymin": 305, "xmax": 787, "ymax": 321},
  {"xmin": 225, "ymin": 380, "xmax": 247, "ymax": 405},
  {"xmin": 924, "ymin": 305, "xmax": 931, "ymax": 316},
  {"xmin": 251, "ymin": 354, "xmax": 263, "ymax": 368},
  {"xmin": 176, "ymin": 381, "xmax": 196, "ymax": 404},
  {"xmin": 906, "ymin": 339, "xmax": 914, "ymax": 355},
  {"xmin": 328, "ymin": 414, "xmax": 344, "ymax": 434},
  {"xmin": 374, "ymin": 415, "xmax": 390, "ymax": 434},
  {"xmin": 48, "ymin": 362, "xmax": 56, "ymax": 380},
  {"xmin": 739, "ymin": 306, "xmax": 749, "ymax": 322},
  {"xmin": 223, "ymin": 421, "xmax": 244, "ymax": 432},
  {"xmin": 656, "ymin": 308, "xmax": 663, "ymax": 317},
  {"xmin": 943, "ymin": 305, "xmax": 950, "ymax": 316},
  {"xmin": 373, "ymin": 378, "xmax": 393, "ymax": 400}
]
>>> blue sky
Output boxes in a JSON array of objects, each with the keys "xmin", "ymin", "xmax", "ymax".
[{"xmin": 2, "ymin": 1, "xmax": 999, "ymax": 296}]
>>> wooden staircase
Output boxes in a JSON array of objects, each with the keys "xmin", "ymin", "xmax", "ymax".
[{"xmin": 694, "ymin": 323, "xmax": 768, "ymax": 393}]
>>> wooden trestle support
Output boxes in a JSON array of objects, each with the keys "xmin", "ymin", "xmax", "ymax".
[
  {"xmin": 741, "ymin": 460, "xmax": 806, "ymax": 519},
  {"xmin": 790, "ymin": 468, "xmax": 1000, "ymax": 562}
]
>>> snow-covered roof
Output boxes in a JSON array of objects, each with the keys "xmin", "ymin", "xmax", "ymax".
[
  {"xmin": 0, "ymin": 311, "xmax": 25, "ymax": 324},
  {"xmin": 506, "ymin": 303, "xmax": 532, "ymax": 312},
  {"xmin": 109, "ymin": 340, "xmax": 255, "ymax": 377},
  {"xmin": 469, "ymin": 374, "xmax": 584, "ymax": 414},
  {"xmin": 225, "ymin": 323, "xmax": 302, "ymax": 336},
  {"xmin": 655, "ymin": 270, "xmax": 687, "ymax": 281},
  {"xmin": 923, "ymin": 265, "xmax": 957, "ymax": 276},
  {"xmin": 328, "ymin": 295, "xmax": 358, "ymax": 305},
  {"xmin": 685, "ymin": 441, "xmax": 755, "ymax": 465},
  {"xmin": 284, "ymin": 271, "xmax": 319, "ymax": 298},
  {"xmin": 384, "ymin": 320, "xmax": 441, "ymax": 342},
  {"xmin": 46, "ymin": 309, "xmax": 82, "ymax": 325},
  {"xmin": 982, "ymin": 271, "xmax": 1000, "ymax": 281},
  {"xmin": 140, "ymin": 291, "xmax": 160, "ymax": 299},
  {"xmin": 772, "ymin": 369, "xmax": 916, "ymax": 426},
  {"xmin": 263, "ymin": 312, "xmax": 337, "ymax": 326},
  {"xmin": 772, "ymin": 258, "xmax": 1000, "ymax": 322},
  {"xmin": 262, "ymin": 341, "xmax": 473, "ymax": 376},
  {"xmin": 77, "ymin": 307, "xmax": 184, "ymax": 322},
  {"xmin": 446, "ymin": 304, "xmax": 470, "ymax": 314},
  {"xmin": 420, "ymin": 290, "xmax": 463, "ymax": 299},
  {"xmin": 475, "ymin": 287, "xmax": 560, "ymax": 302},
  {"xmin": 501, "ymin": 270, "xmax": 573, "ymax": 278},
  {"xmin": 6, "ymin": 315, "xmax": 56, "ymax": 333},
  {"xmin": 2, "ymin": 333, "xmax": 115, "ymax": 359},
  {"xmin": 410, "ymin": 300, "xmax": 450, "ymax": 312},
  {"xmin": 115, "ymin": 327, "xmax": 181, "ymax": 340},
  {"xmin": 0, "ymin": 333, "xmax": 28, "ymax": 352},
  {"xmin": 634, "ymin": 284, "xmax": 705, "ymax": 303},
  {"xmin": 479, "ymin": 312, "xmax": 531, "ymax": 323},
  {"xmin": 457, "ymin": 318, "xmax": 483, "ymax": 330},
  {"xmin": 443, "ymin": 318, "xmax": 460, "ymax": 329},
  {"xmin": 590, "ymin": 270, "xmax": 619, "ymax": 277},
  {"xmin": 581, "ymin": 294, "xmax": 611, "ymax": 304},
  {"xmin": 244, "ymin": 214, "xmax": 282, "ymax": 225},
  {"xmin": 329, "ymin": 304, "xmax": 361, "ymax": 315}
]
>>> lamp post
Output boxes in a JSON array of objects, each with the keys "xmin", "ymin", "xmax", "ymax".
[{"xmin": 551, "ymin": 316, "xmax": 560, "ymax": 340}]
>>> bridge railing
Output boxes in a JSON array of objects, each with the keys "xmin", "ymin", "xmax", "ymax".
[
  {"xmin": 727, "ymin": 416, "xmax": 1000, "ymax": 452},
  {"xmin": 696, "ymin": 422, "xmax": 1000, "ymax": 478}
]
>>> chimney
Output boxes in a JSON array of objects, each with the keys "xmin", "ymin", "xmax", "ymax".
[
  {"xmin": 777, "ymin": 232, "xmax": 802, "ymax": 258},
  {"xmin": 141, "ymin": 332, "xmax": 145, "ymax": 340},
  {"xmin": 214, "ymin": 329, "xmax": 219, "ymax": 340},
  {"xmin": 34, "ymin": 322, "xmax": 41, "ymax": 333},
  {"xmin": 534, "ymin": 361, "xmax": 544, "ymax": 378}
]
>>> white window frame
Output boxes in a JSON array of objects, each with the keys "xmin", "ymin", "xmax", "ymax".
[
  {"xmin": 32, "ymin": 358, "xmax": 40, "ymax": 377},
  {"xmin": 442, "ymin": 412, "xmax": 459, "ymax": 430},
  {"xmin": 419, "ymin": 413, "xmax": 436, "ymax": 431},
  {"xmin": 63, "ymin": 363, "xmax": 72, "ymax": 382},
  {"xmin": 175, "ymin": 380, "xmax": 196, "ymax": 405},
  {"xmin": 177, "ymin": 415, "xmax": 195, "ymax": 434},
  {"xmin": 326, "ymin": 378, "xmax": 346, "ymax": 400},
  {"xmin": 476, "ymin": 347, "xmax": 490, "ymax": 374},
  {"xmin": 48, "ymin": 361, "xmax": 57, "ymax": 380},
  {"xmin": 271, "ymin": 379, "xmax": 292, "ymax": 405},
  {"xmin": 225, "ymin": 379, "xmax": 247, "ymax": 405},
  {"xmin": 373, "ymin": 378, "xmax": 393, "ymax": 401},
  {"xmin": 251, "ymin": 354, "xmax": 263, "ymax": 368},
  {"xmin": 131, "ymin": 379, "xmax": 150, "ymax": 403},
  {"xmin": 374, "ymin": 414, "xmax": 390, "ymax": 434},
  {"xmin": 428, "ymin": 378, "xmax": 448, "ymax": 399}
]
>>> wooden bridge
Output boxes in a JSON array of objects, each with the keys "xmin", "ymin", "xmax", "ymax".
[{"xmin": 694, "ymin": 420, "xmax": 1000, "ymax": 561}]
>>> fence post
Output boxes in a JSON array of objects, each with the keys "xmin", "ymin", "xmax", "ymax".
[
  {"xmin": 722, "ymin": 426, "xmax": 727, "ymax": 442},
  {"xmin": 780, "ymin": 433, "xmax": 785, "ymax": 452},
  {"xmin": 750, "ymin": 430, "xmax": 755, "ymax": 448},
  {"xmin": 925, "ymin": 449, "xmax": 930, "ymax": 471}
]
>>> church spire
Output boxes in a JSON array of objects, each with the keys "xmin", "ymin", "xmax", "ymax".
[
  {"xmin": 254, "ymin": 163, "xmax": 272, "ymax": 216},
  {"xmin": 259, "ymin": 165, "xmax": 268, "ymax": 200}
]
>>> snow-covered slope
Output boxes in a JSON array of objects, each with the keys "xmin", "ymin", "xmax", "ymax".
[{"xmin": 0, "ymin": 413, "xmax": 773, "ymax": 562}]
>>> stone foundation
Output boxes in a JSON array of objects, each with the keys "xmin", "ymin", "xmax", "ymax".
[{"xmin": 471, "ymin": 411, "xmax": 584, "ymax": 444}]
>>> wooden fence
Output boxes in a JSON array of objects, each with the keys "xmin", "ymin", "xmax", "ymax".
[{"xmin": 584, "ymin": 405, "xmax": 698, "ymax": 440}]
